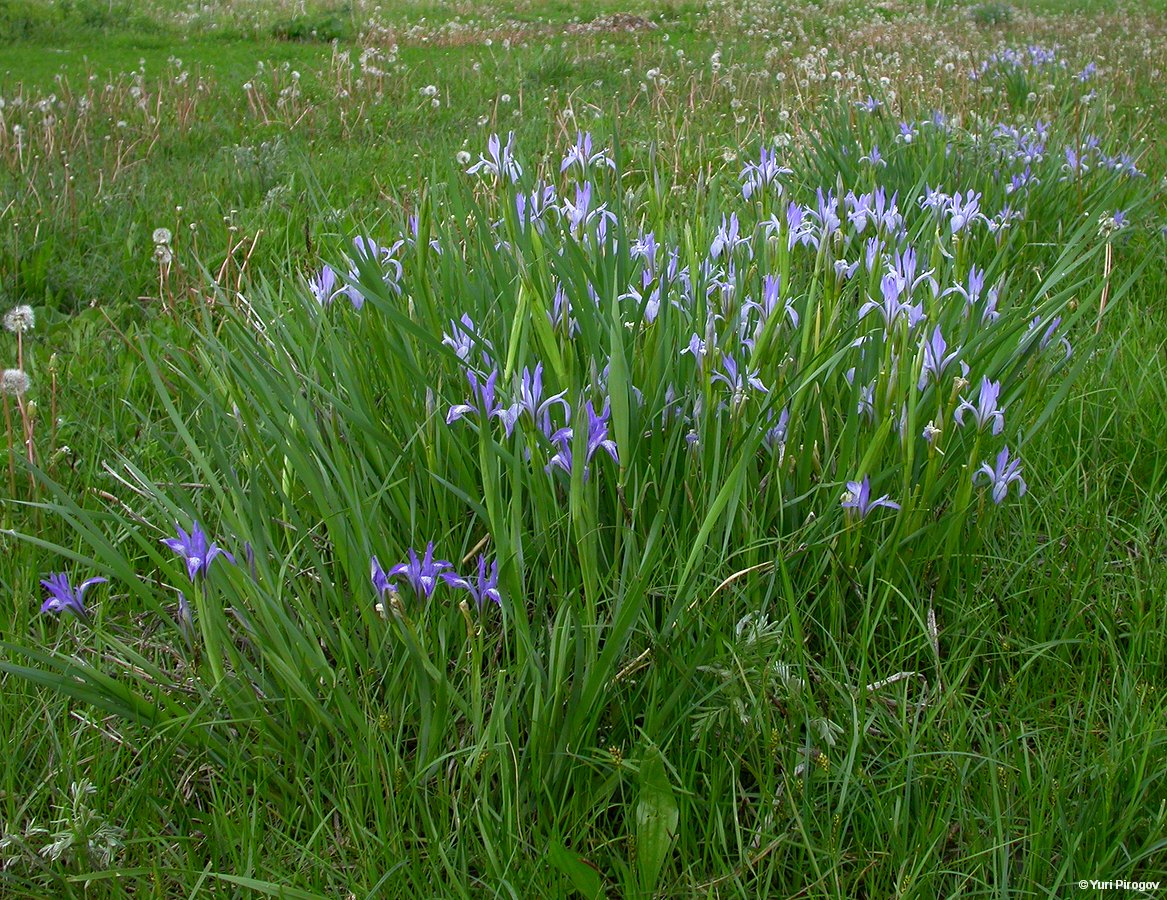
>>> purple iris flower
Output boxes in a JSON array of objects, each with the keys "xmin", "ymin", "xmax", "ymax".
[
  {"xmin": 710, "ymin": 213, "xmax": 751, "ymax": 259},
  {"xmin": 711, "ymin": 356, "xmax": 767, "ymax": 404},
  {"xmin": 310, "ymin": 264, "xmax": 343, "ymax": 306},
  {"xmin": 954, "ymin": 377, "xmax": 1005, "ymax": 435},
  {"xmin": 859, "ymin": 144, "xmax": 885, "ymax": 167},
  {"xmin": 442, "ymin": 313, "xmax": 489, "ymax": 364},
  {"xmin": 442, "ymin": 555, "xmax": 502, "ymax": 608},
  {"xmin": 919, "ymin": 184, "xmax": 950, "ymax": 213},
  {"xmin": 1027, "ymin": 316, "xmax": 1072, "ymax": 360},
  {"xmin": 547, "ymin": 399, "xmax": 618, "ymax": 475},
  {"xmin": 835, "ymin": 259, "xmax": 859, "ymax": 280},
  {"xmin": 857, "ymin": 382, "xmax": 876, "ymax": 423},
  {"xmin": 762, "ymin": 406, "xmax": 789, "ymax": 454},
  {"xmin": 740, "ymin": 146, "xmax": 792, "ymax": 200},
  {"xmin": 947, "ymin": 265, "xmax": 986, "ymax": 307},
  {"xmin": 560, "ymin": 131, "xmax": 615, "ymax": 173},
  {"xmin": 947, "ymin": 191, "xmax": 984, "ymax": 234},
  {"xmin": 974, "ymin": 446, "xmax": 1027, "ymax": 504},
  {"xmin": 467, "ymin": 132, "xmax": 523, "ymax": 182},
  {"xmin": 499, "ymin": 363, "xmax": 569, "ymax": 439},
  {"xmin": 549, "ymin": 282, "xmax": 581, "ymax": 336},
  {"xmin": 562, "ymin": 182, "xmax": 616, "ymax": 240},
  {"xmin": 162, "ymin": 521, "xmax": 235, "ymax": 582},
  {"xmin": 447, "ymin": 369, "xmax": 505, "ymax": 426},
  {"xmin": 918, "ymin": 325, "xmax": 963, "ymax": 390},
  {"xmin": 344, "ymin": 236, "xmax": 405, "ymax": 307},
  {"xmin": 859, "ymin": 272, "xmax": 924, "ymax": 330},
  {"xmin": 745, "ymin": 273, "xmax": 798, "ymax": 334},
  {"xmin": 841, "ymin": 476, "xmax": 901, "ymax": 517},
  {"xmin": 40, "ymin": 572, "xmax": 107, "ymax": 617},
  {"xmin": 372, "ymin": 542, "xmax": 453, "ymax": 601}
]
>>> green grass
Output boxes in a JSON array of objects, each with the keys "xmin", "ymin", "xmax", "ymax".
[{"xmin": 2, "ymin": 0, "xmax": 1167, "ymax": 896}]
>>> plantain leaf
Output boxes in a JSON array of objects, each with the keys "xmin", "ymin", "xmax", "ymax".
[
  {"xmin": 636, "ymin": 745, "xmax": 678, "ymax": 894},
  {"xmin": 547, "ymin": 838, "xmax": 605, "ymax": 899}
]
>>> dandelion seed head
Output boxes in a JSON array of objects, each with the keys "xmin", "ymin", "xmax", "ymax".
[
  {"xmin": 152, "ymin": 227, "xmax": 172, "ymax": 245},
  {"xmin": 3, "ymin": 305, "xmax": 35, "ymax": 333},
  {"xmin": 1, "ymin": 368, "xmax": 30, "ymax": 396}
]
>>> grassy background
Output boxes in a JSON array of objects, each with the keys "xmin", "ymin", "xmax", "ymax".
[{"xmin": 1, "ymin": 0, "xmax": 1167, "ymax": 896}]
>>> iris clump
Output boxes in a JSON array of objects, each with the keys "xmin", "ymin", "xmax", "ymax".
[{"xmin": 5, "ymin": 45, "xmax": 1153, "ymax": 895}]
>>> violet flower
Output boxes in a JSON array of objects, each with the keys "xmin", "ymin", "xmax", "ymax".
[
  {"xmin": 447, "ymin": 369, "xmax": 505, "ymax": 426},
  {"xmin": 954, "ymin": 377, "xmax": 1005, "ymax": 435},
  {"xmin": 467, "ymin": 132, "xmax": 523, "ymax": 182},
  {"xmin": 712, "ymin": 356, "xmax": 768, "ymax": 405},
  {"xmin": 372, "ymin": 542, "xmax": 453, "ymax": 601},
  {"xmin": 560, "ymin": 131, "xmax": 615, "ymax": 173},
  {"xmin": 918, "ymin": 325, "xmax": 963, "ymax": 390},
  {"xmin": 740, "ymin": 146, "xmax": 792, "ymax": 200},
  {"xmin": 841, "ymin": 476, "xmax": 901, "ymax": 517},
  {"xmin": 499, "ymin": 363, "xmax": 569, "ymax": 439},
  {"xmin": 710, "ymin": 213, "xmax": 751, "ymax": 259},
  {"xmin": 309, "ymin": 264, "xmax": 343, "ymax": 306},
  {"xmin": 40, "ymin": 572, "xmax": 107, "ymax": 617},
  {"xmin": 442, "ymin": 555, "xmax": 502, "ymax": 608},
  {"xmin": 547, "ymin": 399, "xmax": 618, "ymax": 475},
  {"xmin": 974, "ymin": 446, "xmax": 1027, "ymax": 504},
  {"xmin": 162, "ymin": 521, "xmax": 235, "ymax": 582},
  {"xmin": 859, "ymin": 272, "xmax": 924, "ymax": 330}
]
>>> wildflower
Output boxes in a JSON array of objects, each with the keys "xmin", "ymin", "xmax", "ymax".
[
  {"xmin": 372, "ymin": 542, "xmax": 453, "ymax": 600},
  {"xmin": 4, "ymin": 305, "xmax": 35, "ymax": 333},
  {"xmin": 547, "ymin": 399, "xmax": 618, "ymax": 475},
  {"xmin": 498, "ymin": 363, "xmax": 569, "ymax": 438},
  {"xmin": 1, "ymin": 368, "xmax": 30, "ymax": 396},
  {"xmin": 455, "ymin": 150, "xmax": 472, "ymax": 166},
  {"xmin": 918, "ymin": 325, "xmax": 963, "ymax": 390},
  {"xmin": 1098, "ymin": 209, "xmax": 1128, "ymax": 237},
  {"xmin": 974, "ymin": 446, "xmax": 1027, "ymax": 504},
  {"xmin": 309, "ymin": 264, "xmax": 342, "ymax": 305},
  {"xmin": 40, "ymin": 572, "xmax": 107, "ymax": 617},
  {"xmin": 152, "ymin": 227, "xmax": 172, "ymax": 246},
  {"xmin": 560, "ymin": 131, "xmax": 615, "ymax": 172},
  {"xmin": 947, "ymin": 190, "xmax": 984, "ymax": 234},
  {"xmin": 745, "ymin": 273, "xmax": 798, "ymax": 334},
  {"xmin": 841, "ymin": 476, "xmax": 901, "ymax": 517},
  {"xmin": 859, "ymin": 143, "xmax": 886, "ymax": 167},
  {"xmin": 859, "ymin": 272, "xmax": 924, "ymax": 330},
  {"xmin": 442, "ymin": 555, "xmax": 502, "ymax": 607},
  {"xmin": 420, "ymin": 84, "xmax": 438, "ymax": 97},
  {"xmin": 762, "ymin": 406, "xmax": 789, "ymax": 455},
  {"xmin": 710, "ymin": 213, "xmax": 751, "ymax": 259},
  {"xmin": 922, "ymin": 420, "xmax": 942, "ymax": 443},
  {"xmin": 176, "ymin": 591, "xmax": 194, "ymax": 642},
  {"xmin": 739, "ymin": 145, "xmax": 792, "ymax": 200},
  {"xmin": 467, "ymin": 132, "xmax": 522, "ymax": 182},
  {"xmin": 161, "ymin": 520, "xmax": 235, "ymax": 582},
  {"xmin": 442, "ymin": 313, "xmax": 490, "ymax": 364},
  {"xmin": 954, "ymin": 377, "xmax": 1005, "ymax": 435},
  {"xmin": 446, "ymin": 368, "xmax": 505, "ymax": 425},
  {"xmin": 711, "ymin": 356, "xmax": 767, "ymax": 406}
]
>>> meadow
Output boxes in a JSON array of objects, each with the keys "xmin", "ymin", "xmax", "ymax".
[{"xmin": 1, "ymin": 0, "xmax": 1166, "ymax": 895}]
